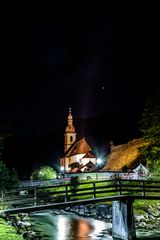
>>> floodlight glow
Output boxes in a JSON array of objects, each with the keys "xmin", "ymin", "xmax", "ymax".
[{"xmin": 97, "ymin": 158, "xmax": 102, "ymax": 164}]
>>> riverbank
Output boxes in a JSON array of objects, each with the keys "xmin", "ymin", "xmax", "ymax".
[
  {"xmin": 0, "ymin": 213, "xmax": 42, "ymax": 240},
  {"xmin": 0, "ymin": 217, "xmax": 23, "ymax": 240},
  {"xmin": 134, "ymin": 200, "xmax": 160, "ymax": 231}
]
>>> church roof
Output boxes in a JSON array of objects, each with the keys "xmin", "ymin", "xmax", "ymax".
[
  {"xmin": 65, "ymin": 137, "xmax": 92, "ymax": 157},
  {"xmin": 82, "ymin": 152, "xmax": 95, "ymax": 159},
  {"xmin": 84, "ymin": 160, "xmax": 96, "ymax": 167},
  {"xmin": 80, "ymin": 160, "xmax": 96, "ymax": 170},
  {"xmin": 65, "ymin": 125, "xmax": 75, "ymax": 133}
]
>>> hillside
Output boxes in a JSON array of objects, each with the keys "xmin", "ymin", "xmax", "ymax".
[{"xmin": 103, "ymin": 138, "xmax": 149, "ymax": 171}]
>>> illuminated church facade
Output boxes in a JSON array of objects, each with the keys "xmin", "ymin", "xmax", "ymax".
[{"xmin": 60, "ymin": 108, "xmax": 97, "ymax": 173}]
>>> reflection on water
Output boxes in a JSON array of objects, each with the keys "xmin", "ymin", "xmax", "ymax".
[
  {"xmin": 137, "ymin": 229, "xmax": 160, "ymax": 240},
  {"xmin": 68, "ymin": 218, "xmax": 93, "ymax": 239},
  {"xmin": 30, "ymin": 211, "xmax": 112, "ymax": 240},
  {"xmin": 57, "ymin": 216, "xmax": 94, "ymax": 240},
  {"xmin": 29, "ymin": 211, "xmax": 160, "ymax": 240}
]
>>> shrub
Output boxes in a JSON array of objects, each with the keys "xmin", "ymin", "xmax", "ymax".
[{"xmin": 31, "ymin": 166, "xmax": 57, "ymax": 180}]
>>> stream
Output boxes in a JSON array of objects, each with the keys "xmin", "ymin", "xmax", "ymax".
[{"xmin": 29, "ymin": 210, "xmax": 160, "ymax": 240}]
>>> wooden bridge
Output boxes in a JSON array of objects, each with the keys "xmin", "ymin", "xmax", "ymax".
[{"xmin": 1, "ymin": 179, "xmax": 160, "ymax": 240}]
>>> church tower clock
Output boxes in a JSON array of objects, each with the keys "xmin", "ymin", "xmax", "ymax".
[{"xmin": 64, "ymin": 108, "xmax": 76, "ymax": 152}]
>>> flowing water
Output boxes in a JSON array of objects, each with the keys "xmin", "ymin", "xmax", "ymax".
[{"xmin": 29, "ymin": 211, "xmax": 160, "ymax": 240}]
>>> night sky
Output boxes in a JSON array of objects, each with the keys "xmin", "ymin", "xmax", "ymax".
[
  {"xmin": 1, "ymin": 7, "xmax": 160, "ymax": 177},
  {"xmin": 0, "ymin": 8, "xmax": 160, "ymax": 135}
]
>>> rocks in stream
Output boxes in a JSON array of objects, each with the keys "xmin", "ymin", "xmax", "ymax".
[
  {"xmin": 135, "ymin": 203, "xmax": 160, "ymax": 230},
  {"xmin": 64, "ymin": 203, "xmax": 160, "ymax": 231},
  {"xmin": 64, "ymin": 204, "xmax": 112, "ymax": 221}
]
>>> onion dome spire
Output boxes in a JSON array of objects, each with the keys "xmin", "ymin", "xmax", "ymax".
[{"xmin": 65, "ymin": 107, "xmax": 75, "ymax": 133}]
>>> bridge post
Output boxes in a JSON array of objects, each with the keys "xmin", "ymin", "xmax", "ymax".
[
  {"xmin": 93, "ymin": 182, "xmax": 96, "ymax": 198},
  {"xmin": 141, "ymin": 181, "xmax": 145, "ymax": 196},
  {"xmin": 65, "ymin": 185, "xmax": 68, "ymax": 202},
  {"xmin": 34, "ymin": 188, "xmax": 37, "ymax": 206},
  {"xmin": 112, "ymin": 200, "xmax": 136, "ymax": 240}
]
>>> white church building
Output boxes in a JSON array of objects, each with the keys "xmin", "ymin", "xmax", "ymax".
[{"xmin": 60, "ymin": 108, "xmax": 97, "ymax": 173}]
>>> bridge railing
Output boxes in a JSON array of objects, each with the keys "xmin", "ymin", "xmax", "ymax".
[
  {"xmin": 118, "ymin": 179, "xmax": 160, "ymax": 196},
  {"xmin": 1, "ymin": 179, "xmax": 160, "ymax": 210},
  {"xmin": 17, "ymin": 179, "xmax": 68, "ymax": 188}
]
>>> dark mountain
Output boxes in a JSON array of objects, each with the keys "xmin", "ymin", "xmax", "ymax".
[{"xmin": 4, "ymin": 111, "xmax": 141, "ymax": 179}]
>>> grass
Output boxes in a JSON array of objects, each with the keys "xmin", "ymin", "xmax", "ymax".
[
  {"xmin": 27, "ymin": 179, "xmax": 160, "ymax": 204},
  {"xmin": 133, "ymin": 199, "xmax": 160, "ymax": 215},
  {"xmin": 0, "ymin": 218, "xmax": 23, "ymax": 240},
  {"xmin": 32, "ymin": 179, "xmax": 119, "ymax": 203}
]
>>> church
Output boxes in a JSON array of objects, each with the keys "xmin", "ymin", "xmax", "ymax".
[{"xmin": 60, "ymin": 108, "xmax": 97, "ymax": 173}]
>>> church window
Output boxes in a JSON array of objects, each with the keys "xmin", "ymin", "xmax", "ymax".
[{"xmin": 70, "ymin": 136, "xmax": 73, "ymax": 142}]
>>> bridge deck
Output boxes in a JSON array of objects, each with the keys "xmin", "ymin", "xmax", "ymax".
[{"xmin": 1, "ymin": 195, "xmax": 160, "ymax": 214}]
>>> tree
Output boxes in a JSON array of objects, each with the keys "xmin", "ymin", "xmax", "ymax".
[
  {"xmin": 0, "ymin": 161, "xmax": 18, "ymax": 190},
  {"xmin": 0, "ymin": 161, "xmax": 9, "ymax": 190},
  {"xmin": 0, "ymin": 113, "xmax": 18, "ymax": 190},
  {"xmin": 31, "ymin": 166, "xmax": 57, "ymax": 180},
  {"xmin": 139, "ymin": 91, "xmax": 160, "ymax": 172}
]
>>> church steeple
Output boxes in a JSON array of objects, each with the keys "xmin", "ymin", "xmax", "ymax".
[
  {"xmin": 64, "ymin": 108, "xmax": 76, "ymax": 152},
  {"xmin": 65, "ymin": 107, "xmax": 75, "ymax": 133}
]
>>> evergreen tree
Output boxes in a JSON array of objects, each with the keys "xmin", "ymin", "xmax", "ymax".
[
  {"xmin": 0, "ymin": 161, "xmax": 19, "ymax": 190},
  {"xmin": 140, "ymin": 91, "xmax": 160, "ymax": 173}
]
